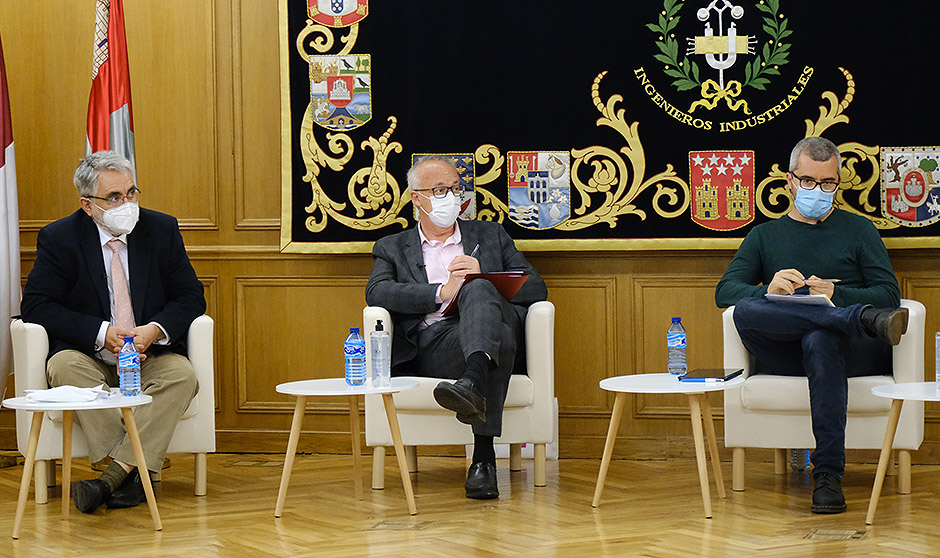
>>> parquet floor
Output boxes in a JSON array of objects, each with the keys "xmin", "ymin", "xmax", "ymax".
[{"xmin": 1, "ymin": 451, "xmax": 939, "ymax": 557}]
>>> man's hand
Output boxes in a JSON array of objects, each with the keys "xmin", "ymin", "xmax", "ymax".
[
  {"xmin": 129, "ymin": 324, "xmax": 165, "ymax": 354},
  {"xmin": 804, "ymin": 275, "xmax": 836, "ymax": 298},
  {"xmin": 104, "ymin": 325, "xmax": 135, "ymax": 355},
  {"xmin": 767, "ymin": 268, "xmax": 806, "ymax": 295},
  {"xmin": 439, "ymin": 255, "xmax": 481, "ymax": 301}
]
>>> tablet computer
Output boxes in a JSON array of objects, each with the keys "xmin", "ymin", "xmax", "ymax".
[{"xmin": 678, "ymin": 368, "xmax": 744, "ymax": 382}]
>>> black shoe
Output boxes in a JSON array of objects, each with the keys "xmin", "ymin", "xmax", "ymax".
[
  {"xmin": 860, "ymin": 306, "xmax": 909, "ymax": 346},
  {"xmin": 812, "ymin": 472, "xmax": 846, "ymax": 514},
  {"xmin": 433, "ymin": 378, "xmax": 486, "ymax": 426},
  {"xmin": 465, "ymin": 462, "xmax": 499, "ymax": 500},
  {"xmin": 71, "ymin": 479, "xmax": 111, "ymax": 513},
  {"xmin": 106, "ymin": 469, "xmax": 147, "ymax": 509}
]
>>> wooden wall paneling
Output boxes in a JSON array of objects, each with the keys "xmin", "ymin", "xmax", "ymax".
[
  {"xmin": 631, "ymin": 275, "xmax": 726, "ymax": 422},
  {"xmin": 234, "ymin": 276, "xmax": 368, "ymax": 413},
  {"xmin": 0, "ymin": 0, "xmax": 94, "ymax": 231},
  {"xmin": 901, "ymin": 275, "xmax": 940, "ymax": 417},
  {"xmin": 124, "ymin": 0, "xmax": 219, "ymax": 230},
  {"xmin": 232, "ymin": 0, "xmax": 282, "ymax": 230},
  {"xmin": 548, "ymin": 276, "xmax": 617, "ymax": 416}
]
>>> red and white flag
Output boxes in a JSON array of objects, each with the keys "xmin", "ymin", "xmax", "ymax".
[
  {"xmin": 86, "ymin": 0, "xmax": 135, "ymax": 171},
  {"xmin": 0, "ymin": 32, "xmax": 21, "ymax": 397}
]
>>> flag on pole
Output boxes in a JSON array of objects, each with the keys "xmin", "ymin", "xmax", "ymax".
[
  {"xmin": 0, "ymin": 32, "xmax": 21, "ymax": 399},
  {"xmin": 86, "ymin": 0, "xmax": 135, "ymax": 171}
]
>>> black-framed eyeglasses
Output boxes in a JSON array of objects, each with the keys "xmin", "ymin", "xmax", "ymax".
[
  {"xmin": 85, "ymin": 187, "xmax": 141, "ymax": 208},
  {"xmin": 414, "ymin": 184, "xmax": 465, "ymax": 199},
  {"xmin": 792, "ymin": 174, "xmax": 839, "ymax": 193}
]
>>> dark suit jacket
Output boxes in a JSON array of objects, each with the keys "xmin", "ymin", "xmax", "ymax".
[
  {"xmin": 21, "ymin": 208, "xmax": 206, "ymax": 358},
  {"xmin": 365, "ymin": 219, "xmax": 547, "ymax": 371}
]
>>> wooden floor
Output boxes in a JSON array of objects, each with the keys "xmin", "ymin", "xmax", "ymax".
[{"xmin": 1, "ymin": 451, "xmax": 939, "ymax": 557}]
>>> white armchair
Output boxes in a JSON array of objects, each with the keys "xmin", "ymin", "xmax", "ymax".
[
  {"xmin": 364, "ymin": 300, "xmax": 556, "ymax": 489},
  {"xmin": 723, "ymin": 299, "xmax": 925, "ymax": 492},
  {"xmin": 11, "ymin": 315, "xmax": 216, "ymax": 502}
]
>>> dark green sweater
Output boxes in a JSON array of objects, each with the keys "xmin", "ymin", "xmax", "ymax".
[{"xmin": 715, "ymin": 210, "xmax": 900, "ymax": 309}]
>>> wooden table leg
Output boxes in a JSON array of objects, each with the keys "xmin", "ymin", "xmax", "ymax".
[
  {"xmin": 688, "ymin": 394, "xmax": 712, "ymax": 519},
  {"xmin": 382, "ymin": 393, "xmax": 417, "ymax": 515},
  {"xmin": 866, "ymin": 398, "xmax": 903, "ymax": 525},
  {"xmin": 348, "ymin": 395, "xmax": 363, "ymax": 501},
  {"xmin": 592, "ymin": 392, "xmax": 626, "ymax": 508},
  {"xmin": 13, "ymin": 411, "xmax": 44, "ymax": 539},
  {"xmin": 275, "ymin": 396, "xmax": 307, "ymax": 518},
  {"xmin": 699, "ymin": 394, "xmax": 726, "ymax": 499},
  {"xmin": 120, "ymin": 407, "xmax": 162, "ymax": 531},
  {"xmin": 62, "ymin": 410, "xmax": 73, "ymax": 519}
]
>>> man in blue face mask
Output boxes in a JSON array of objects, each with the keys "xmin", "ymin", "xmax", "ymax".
[
  {"xmin": 366, "ymin": 157, "xmax": 547, "ymax": 500},
  {"xmin": 715, "ymin": 136, "xmax": 909, "ymax": 515}
]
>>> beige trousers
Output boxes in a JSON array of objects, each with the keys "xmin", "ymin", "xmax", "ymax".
[{"xmin": 47, "ymin": 350, "xmax": 198, "ymax": 473}]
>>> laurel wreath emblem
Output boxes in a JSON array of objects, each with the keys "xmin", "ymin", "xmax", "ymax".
[{"xmin": 648, "ymin": 0, "xmax": 792, "ymax": 93}]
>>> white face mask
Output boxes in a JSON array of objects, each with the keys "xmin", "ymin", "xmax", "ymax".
[
  {"xmin": 418, "ymin": 192, "xmax": 461, "ymax": 228},
  {"xmin": 94, "ymin": 201, "xmax": 140, "ymax": 236}
]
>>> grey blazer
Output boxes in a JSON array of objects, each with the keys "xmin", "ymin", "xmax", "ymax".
[{"xmin": 365, "ymin": 219, "xmax": 547, "ymax": 371}]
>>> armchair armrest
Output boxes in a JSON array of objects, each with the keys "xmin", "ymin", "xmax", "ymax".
[
  {"xmin": 892, "ymin": 299, "xmax": 925, "ymax": 384},
  {"xmin": 525, "ymin": 300, "xmax": 555, "ymax": 404},
  {"xmin": 721, "ymin": 306, "xmax": 753, "ymax": 378},
  {"xmin": 11, "ymin": 319, "xmax": 50, "ymax": 395}
]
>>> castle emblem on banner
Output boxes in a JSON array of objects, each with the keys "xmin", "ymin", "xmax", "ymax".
[
  {"xmin": 880, "ymin": 147, "xmax": 940, "ymax": 227},
  {"xmin": 507, "ymin": 152, "xmax": 571, "ymax": 230},
  {"xmin": 307, "ymin": 0, "xmax": 368, "ymax": 27},
  {"xmin": 309, "ymin": 54, "xmax": 371, "ymax": 131},
  {"xmin": 689, "ymin": 150, "xmax": 754, "ymax": 230},
  {"xmin": 412, "ymin": 153, "xmax": 476, "ymax": 220}
]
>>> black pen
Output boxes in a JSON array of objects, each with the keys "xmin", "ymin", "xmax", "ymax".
[{"xmin": 469, "ymin": 244, "xmax": 480, "ymax": 258}]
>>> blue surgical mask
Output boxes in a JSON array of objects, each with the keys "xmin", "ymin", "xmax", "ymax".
[{"xmin": 794, "ymin": 188, "xmax": 833, "ymax": 220}]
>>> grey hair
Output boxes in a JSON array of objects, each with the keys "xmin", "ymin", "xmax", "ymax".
[
  {"xmin": 73, "ymin": 150, "xmax": 136, "ymax": 197},
  {"xmin": 406, "ymin": 156, "xmax": 457, "ymax": 191},
  {"xmin": 788, "ymin": 137, "xmax": 841, "ymax": 172}
]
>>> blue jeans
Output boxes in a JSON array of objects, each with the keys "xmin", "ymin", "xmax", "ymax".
[{"xmin": 732, "ymin": 297, "xmax": 892, "ymax": 478}]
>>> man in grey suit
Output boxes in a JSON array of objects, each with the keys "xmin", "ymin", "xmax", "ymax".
[{"xmin": 366, "ymin": 157, "xmax": 548, "ymax": 499}]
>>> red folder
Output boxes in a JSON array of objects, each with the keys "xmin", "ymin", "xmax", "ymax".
[{"xmin": 441, "ymin": 272, "xmax": 530, "ymax": 316}]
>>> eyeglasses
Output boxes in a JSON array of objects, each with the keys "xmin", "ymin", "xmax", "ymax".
[
  {"xmin": 85, "ymin": 187, "xmax": 141, "ymax": 208},
  {"xmin": 792, "ymin": 174, "xmax": 839, "ymax": 193},
  {"xmin": 414, "ymin": 184, "xmax": 465, "ymax": 199}
]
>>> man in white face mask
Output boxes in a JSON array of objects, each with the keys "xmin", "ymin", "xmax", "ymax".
[
  {"xmin": 715, "ymin": 136, "xmax": 909, "ymax": 515},
  {"xmin": 21, "ymin": 150, "xmax": 206, "ymax": 514},
  {"xmin": 367, "ymin": 157, "xmax": 548, "ymax": 500}
]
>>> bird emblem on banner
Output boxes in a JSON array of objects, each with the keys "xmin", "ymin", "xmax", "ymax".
[
  {"xmin": 309, "ymin": 54, "xmax": 372, "ymax": 131},
  {"xmin": 881, "ymin": 147, "xmax": 940, "ymax": 227}
]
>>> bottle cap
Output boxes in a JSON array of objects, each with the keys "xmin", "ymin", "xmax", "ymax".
[
  {"xmin": 671, "ymin": 317, "xmax": 681, "ymax": 322},
  {"xmin": 375, "ymin": 320, "xmax": 384, "ymax": 332},
  {"xmin": 350, "ymin": 327, "xmax": 360, "ymax": 334},
  {"xmin": 124, "ymin": 336, "xmax": 134, "ymax": 342}
]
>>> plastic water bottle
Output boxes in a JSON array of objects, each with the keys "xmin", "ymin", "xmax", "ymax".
[
  {"xmin": 344, "ymin": 327, "xmax": 366, "ymax": 386},
  {"xmin": 667, "ymin": 317, "xmax": 687, "ymax": 374},
  {"xmin": 370, "ymin": 320, "xmax": 391, "ymax": 388},
  {"xmin": 118, "ymin": 336, "xmax": 141, "ymax": 396},
  {"xmin": 790, "ymin": 449, "xmax": 810, "ymax": 472}
]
